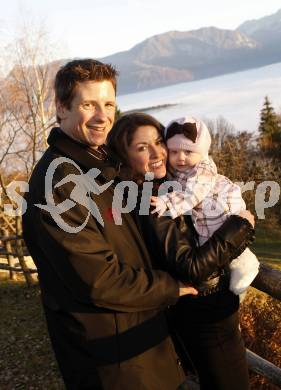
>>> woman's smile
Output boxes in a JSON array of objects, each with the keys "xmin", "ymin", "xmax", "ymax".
[{"xmin": 149, "ymin": 160, "xmax": 165, "ymax": 169}]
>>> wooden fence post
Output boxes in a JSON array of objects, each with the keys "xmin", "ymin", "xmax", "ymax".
[
  {"xmin": 15, "ymin": 216, "xmax": 34, "ymax": 287},
  {"xmin": 2, "ymin": 228, "xmax": 17, "ymax": 281}
]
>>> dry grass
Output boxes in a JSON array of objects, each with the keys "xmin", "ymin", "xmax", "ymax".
[
  {"xmin": 240, "ymin": 288, "xmax": 281, "ymax": 390},
  {"xmin": 0, "ymin": 275, "xmax": 64, "ymax": 390}
]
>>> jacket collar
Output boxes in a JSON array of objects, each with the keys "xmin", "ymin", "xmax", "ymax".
[{"xmin": 47, "ymin": 127, "xmax": 121, "ymax": 181}]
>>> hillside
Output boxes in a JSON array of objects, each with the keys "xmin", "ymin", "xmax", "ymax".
[
  {"xmin": 4, "ymin": 9, "xmax": 281, "ymax": 95},
  {"xmin": 98, "ymin": 8, "xmax": 281, "ymax": 94}
]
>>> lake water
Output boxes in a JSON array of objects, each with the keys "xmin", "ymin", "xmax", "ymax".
[{"xmin": 117, "ymin": 62, "xmax": 281, "ymax": 133}]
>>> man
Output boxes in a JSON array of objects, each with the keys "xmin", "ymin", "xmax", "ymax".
[{"xmin": 23, "ymin": 59, "xmax": 195, "ymax": 389}]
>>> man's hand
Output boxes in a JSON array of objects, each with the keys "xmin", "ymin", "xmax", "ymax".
[
  {"xmin": 239, "ymin": 210, "xmax": 255, "ymax": 228},
  {"xmin": 178, "ymin": 282, "xmax": 198, "ymax": 296},
  {"xmin": 151, "ymin": 196, "xmax": 168, "ymax": 217}
]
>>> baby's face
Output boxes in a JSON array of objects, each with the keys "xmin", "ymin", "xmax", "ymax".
[{"xmin": 168, "ymin": 149, "xmax": 202, "ymax": 172}]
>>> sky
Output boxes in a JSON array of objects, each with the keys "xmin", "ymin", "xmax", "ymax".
[{"xmin": 0, "ymin": 0, "xmax": 281, "ymax": 60}]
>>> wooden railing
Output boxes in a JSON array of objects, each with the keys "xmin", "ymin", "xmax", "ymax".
[
  {"xmin": 1, "ymin": 227, "xmax": 281, "ymax": 387},
  {"xmin": 252, "ymin": 263, "xmax": 281, "ymax": 301},
  {"xmin": 0, "ymin": 216, "xmax": 36, "ymax": 287},
  {"xmin": 246, "ymin": 263, "xmax": 281, "ymax": 387}
]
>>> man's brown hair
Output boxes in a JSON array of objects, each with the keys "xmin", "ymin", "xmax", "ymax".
[{"xmin": 55, "ymin": 59, "xmax": 118, "ymax": 122}]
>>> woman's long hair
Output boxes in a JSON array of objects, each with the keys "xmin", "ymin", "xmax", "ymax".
[{"xmin": 107, "ymin": 113, "xmax": 165, "ymax": 180}]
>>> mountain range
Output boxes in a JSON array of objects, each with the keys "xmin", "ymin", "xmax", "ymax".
[{"xmin": 98, "ymin": 8, "xmax": 281, "ymax": 94}]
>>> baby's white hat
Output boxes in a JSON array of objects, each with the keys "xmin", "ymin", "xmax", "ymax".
[{"xmin": 165, "ymin": 116, "xmax": 211, "ymax": 157}]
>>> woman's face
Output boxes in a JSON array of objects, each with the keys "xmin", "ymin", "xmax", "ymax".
[{"xmin": 127, "ymin": 125, "xmax": 167, "ymax": 179}]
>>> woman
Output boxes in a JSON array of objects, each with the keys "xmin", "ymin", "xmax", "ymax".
[{"xmin": 107, "ymin": 113, "xmax": 254, "ymax": 390}]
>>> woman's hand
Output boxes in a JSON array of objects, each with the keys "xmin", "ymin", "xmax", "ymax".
[
  {"xmin": 178, "ymin": 282, "xmax": 198, "ymax": 296},
  {"xmin": 239, "ymin": 210, "xmax": 255, "ymax": 228},
  {"xmin": 150, "ymin": 196, "xmax": 168, "ymax": 217}
]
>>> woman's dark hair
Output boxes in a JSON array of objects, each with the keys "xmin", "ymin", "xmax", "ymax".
[{"xmin": 107, "ymin": 112, "xmax": 164, "ymax": 168}]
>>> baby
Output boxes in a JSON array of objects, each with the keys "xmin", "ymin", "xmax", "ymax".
[{"xmin": 151, "ymin": 116, "xmax": 259, "ymax": 295}]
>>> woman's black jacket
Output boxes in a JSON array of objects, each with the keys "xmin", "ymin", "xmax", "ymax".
[{"xmin": 136, "ymin": 190, "xmax": 254, "ymax": 287}]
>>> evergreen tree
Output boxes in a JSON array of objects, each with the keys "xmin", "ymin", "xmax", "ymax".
[{"xmin": 258, "ymin": 96, "xmax": 281, "ymax": 154}]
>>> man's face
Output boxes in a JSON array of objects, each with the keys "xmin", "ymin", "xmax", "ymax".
[{"xmin": 57, "ymin": 80, "xmax": 116, "ymax": 149}]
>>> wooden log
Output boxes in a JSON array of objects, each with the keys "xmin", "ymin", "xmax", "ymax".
[
  {"xmin": 246, "ymin": 349, "xmax": 281, "ymax": 387},
  {"xmin": 0, "ymin": 263, "xmax": 37, "ymax": 274},
  {"xmin": 15, "ymin": 216, "xmax": 35, "ymax": 287},
  {"xmin": 0, "ymin": 250, "xmax": 29, "ymax": 257},
  {"xmin": 251, "ymin": 263, "xmax": 281, "ymax": 301},
  {"xmin": 2, "ymin": 229, "xmax": 17, "ymax": 280},
  {"xmin": 0, "ymin": 235, "xmax": 21, "ymax": 242}
]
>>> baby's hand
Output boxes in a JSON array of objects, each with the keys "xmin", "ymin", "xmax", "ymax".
[{"xmin": 151, "ymin": 196, "xmax": 168, "ymax": 217}]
